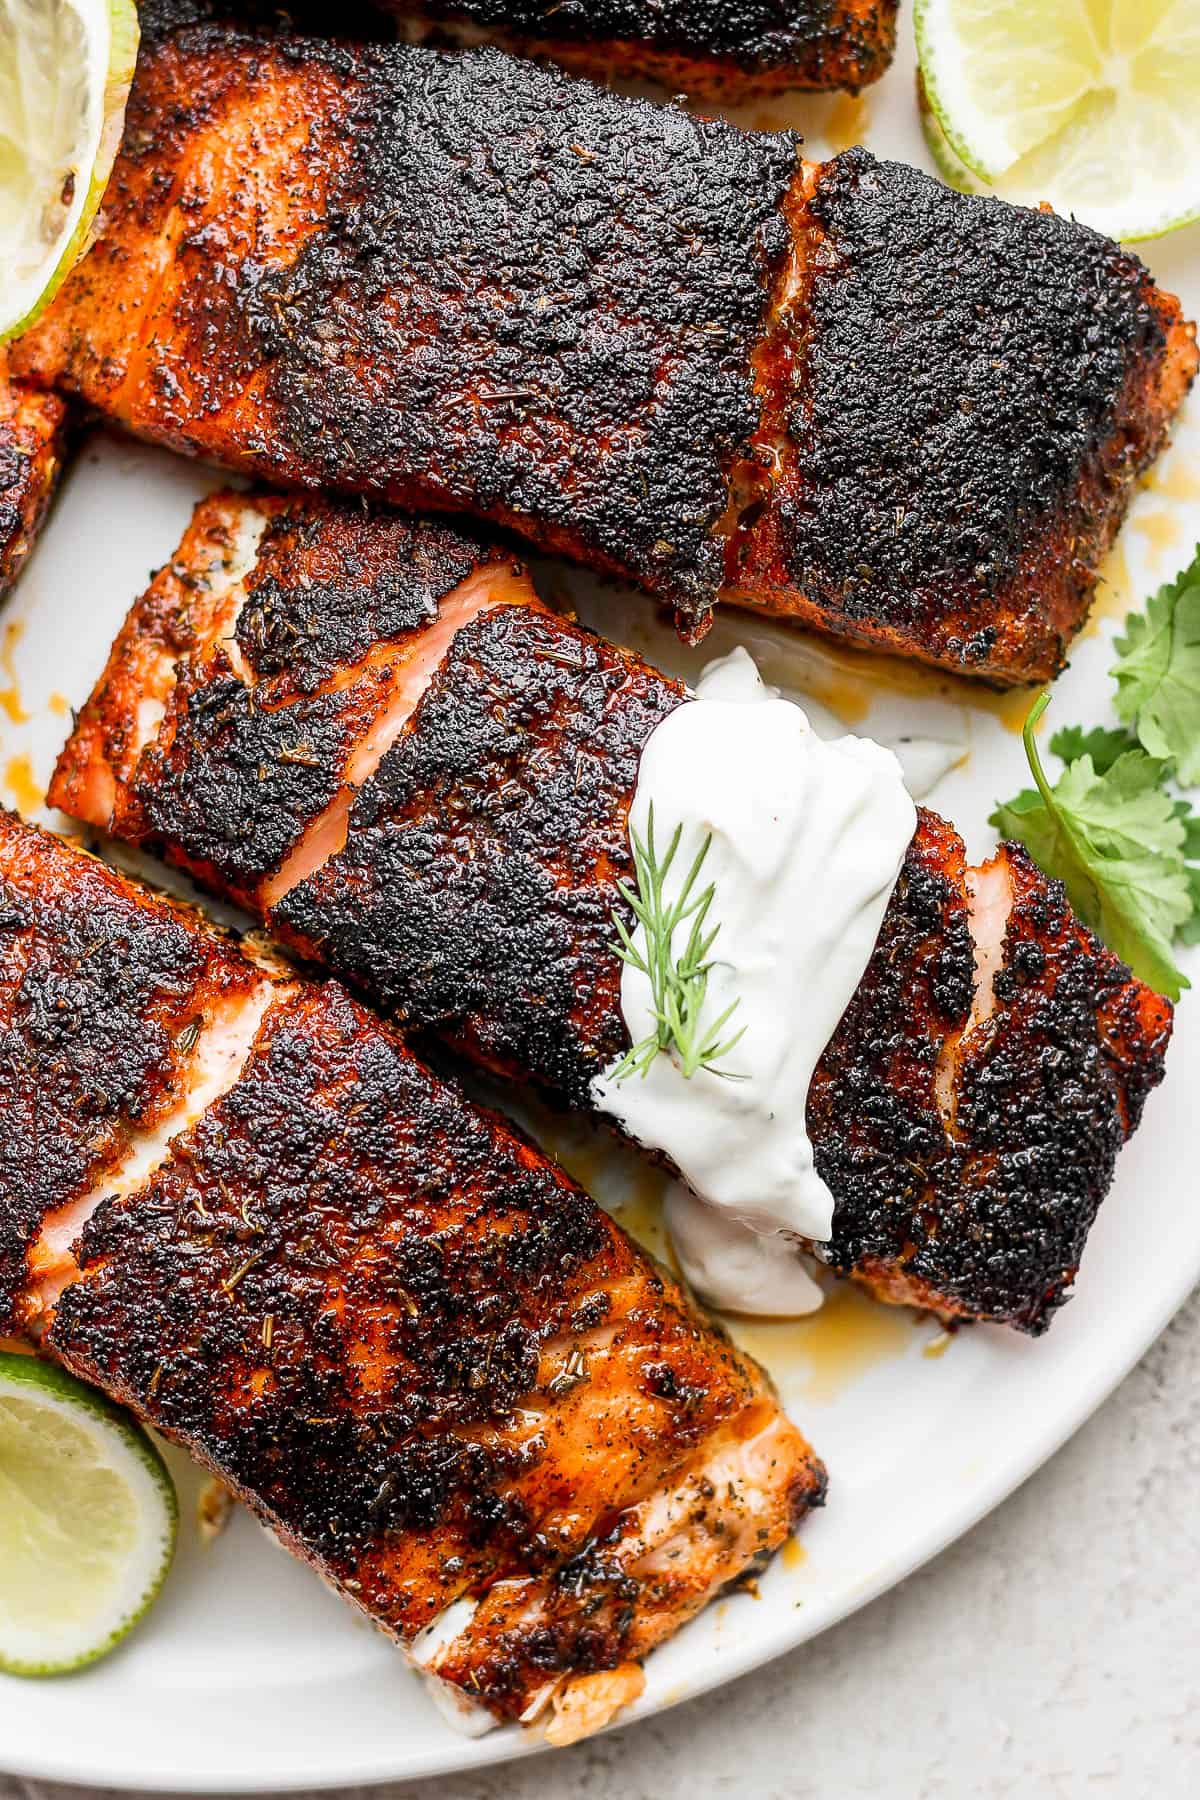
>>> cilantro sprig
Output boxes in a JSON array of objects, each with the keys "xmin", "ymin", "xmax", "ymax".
[
  {"xmin": 990, "ymin": 545, "xmax": 1200, "ymax": 1001},
  {"xmin": 991, "ymin": 697, "xmax": 1192, "ymax": 1000}
]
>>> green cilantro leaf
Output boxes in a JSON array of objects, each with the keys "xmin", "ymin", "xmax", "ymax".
[
  {"xmin": 1049, "ymin": 723, "xmax": 1139, "ymax": 775},
  {"xmin": 990, "ymin": 695, "xmax": 1192, "ymax": 1000},
  {"xmin": 1176, "ymin": 799, "xmax": 1200, "ymax": 864},
  {"xmin": 1181, "ymin": 884, "xmax": 1200, "ymax": 947},
  {"xmin": 1174, "ymin": 799, "xmax": 1200, "ymax": 946},
  {"xmin": 1112, "ymin": 545, "xmax": 1200, "ymax": 784}
]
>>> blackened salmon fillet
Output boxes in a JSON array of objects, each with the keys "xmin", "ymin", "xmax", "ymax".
[
  {"xmin": 0, "ymin": 809, "xmax": 824, "ymax": 1742},
  {"xmin": 50, "ymin": 492, "xmax": 1174, "ymax": 1332},
  {"xmin": 383, "ymin": 0, "xmax": 899, "ymax": 96},
  {"xmin": 9, "ymin": 17, "xmax": 1196, "ymax": 678}
]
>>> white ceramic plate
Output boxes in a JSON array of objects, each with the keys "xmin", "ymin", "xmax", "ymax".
[{"xmin": 2, "ymin": 20, "xmax": 1199, "ymax": 1793}]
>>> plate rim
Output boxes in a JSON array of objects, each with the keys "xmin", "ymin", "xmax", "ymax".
[
  {"xmin": 3, "ymin": 1218, "xmax": 1194, "ymax": 1794},
  {"xmin": 3, "ymin": 26, "xmax": 1200, "ymax": 1789}
]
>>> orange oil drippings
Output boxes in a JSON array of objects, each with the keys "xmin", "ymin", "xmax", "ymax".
[
  {"xmin": 730, "ymin": 1282, "xmax": 919, "ymax": 1406},
  {"xmin": 610, "ymin": 1166, "xmax": 673, "ymax": 1267},
  {"xmin": 4, "ymin": 754, "xmax": 43, "ymax": 815},
  {"xmin": 780, "ymin": 1536, "xmax": 808, "ymax": 1572},
  {"xmin": 1087, "ymin": 538, "xmax": 1136, "ymax": 634},
  {"xmin": 1132, "ymin": 509, "xmax": 1183, "ymax": 558},
  {"xmin": 1146, "ymin": 460, "xmax": 1200, "ymax": 505},
  {"xmin": 0, "ymin": 621, "xmax": 28, "ymax": 724},
  {"xmin": 773, "ymin": 634, "xmax": 1039, "ymax": 735},
  {"xmin": 826, "ymin": 93, "xmax": 869, "ymax": 154}
]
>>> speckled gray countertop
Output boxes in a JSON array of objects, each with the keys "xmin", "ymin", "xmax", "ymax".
[{"xmin": 6, "ymin": 1288, "xmax": 1198, "ymax": 1800}]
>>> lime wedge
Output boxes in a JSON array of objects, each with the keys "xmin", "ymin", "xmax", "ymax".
[
  {"xmin": 0, "ymin": 1352, "xmax": 178, "ymax": 1676},
  {"xmin": 0, "ymin": 0, "xmax": 140, "ymax": 341},
  {"xmin": 915, "ymin": 0, "xmax": 1200, "ymax": 242}
]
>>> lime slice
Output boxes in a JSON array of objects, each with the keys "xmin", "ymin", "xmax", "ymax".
[
  {"xmin": 0, "ymin": 0, "xmax": 140, "ymax": 341},
  {"xmin": 0, "ymin": 1352, "xmax": 178, "ymax": 1676},
  {"xmin": 915, "ymin": 0, "xmax": 1200, "ymax": 241},
  {"xmin": 917, "ymin": 76, "xmax": 988, "ymax": 196}
]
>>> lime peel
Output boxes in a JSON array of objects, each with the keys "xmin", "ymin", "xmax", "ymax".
[
  {"xmin": 914, "ymin": 0, "xmax": 1200, "ymax": 242},
  {"xmin": 0, "ymin": 1351, "xmax": 178, "ymax": 1677},
  {"xmin": 0, "ymin": 0, "xmax": 140, "ymax": 342}
]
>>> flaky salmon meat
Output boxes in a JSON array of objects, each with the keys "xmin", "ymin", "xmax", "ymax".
[
  {"xmin": 51, "ymin": 492, "xmax": 1174, "ymax": 1332},
  {"xmin": 0, "ymin": 810, "xmax": 824, "ymax": 1741},
  {"xmin": 0, "ymin": 353, "xmax": 67, "ymax": 596},
  {"xmin": 10, "ymin": 16, "xmax": 1196, "ymax": 676},
  {"xmin": 385, "ymin": 0, "xmax": 898, "ymax": 96}
]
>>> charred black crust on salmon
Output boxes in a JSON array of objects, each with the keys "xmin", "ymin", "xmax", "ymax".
[
  {"xmin": 407, "ymin": 0, "xmax": 860, "ymax": 64},
  {"xmin": 0, "ymin": 815, "xmax": 237, "ymax": 1329},
  {"xmin": 400, "ymin": 0, "xmax": 898, "ymax": 90},
  {"xmin": 49, "ymin": 483, "xmax": 1175, "ymax": 1334},
  {"xmin": 237, "ymin": 505, "xmax": 485, "ymax": 694},
  {"xmin": 137, "ymin": 0, "xmax": 388, "ymax": 38},
  {"xmin": 140, "ymin": 0, "xmax": 897, "ymax": 93},
  {"xmin": 88, "ymin": 499, "xmax": 505, "ymax": 894},
  {"xmin": 232, "ymin": 38, "xmax": 798, "ymax": 632},
  {"xmin": 273, "ymin": 607, "xmax": 684, "ymax": 1106},
  {"xmin": 942, "ymin": 847, "xmax": 1170, "ymax": 1330},
  {"xmin": 47, "ymin": 976, "xmax": 804, "ymax": 1681},
  {"xmin": 134, "ymin": 661, "xmax": 356, "ymax": 885},
  {"xmin": 52, "ymin": 987, "xmax": 608, "ymax": 1569},
  {"xmin": 810, "ymin": 814, "xmax": 974, "ymax": 1299},
  {"xmin": 4, "ymin": 814, "xmax": 823, "ymax": 1721},
  {"xmin": 13, "ymin": 22, "xmax": 1194, "ymax": 674},
  {"xmin": 776, "ymin": 150, "xmax": 1171, "ymax": 672},
  {"xmin": 813, "ymin": 819, "xmax": 1171, "ymax": 1331}
]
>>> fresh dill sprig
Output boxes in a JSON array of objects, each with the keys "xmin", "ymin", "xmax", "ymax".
[{"xmin": 609, "ymin": 803, "xmax": 746, "ymax": 1084}]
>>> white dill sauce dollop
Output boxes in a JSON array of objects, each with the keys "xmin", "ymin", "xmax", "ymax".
[{"xmin": 591, "ymin": 647, "xmax": 916, "ymax": 1316}]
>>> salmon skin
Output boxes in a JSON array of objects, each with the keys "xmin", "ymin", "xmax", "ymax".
[
  {"xmin": 382, "ymin": 0, "xmax": 899, "ymax": 96},
  {"xmin": 10, "ymin": 18, "xmax": 1196, "ymax": 678},
  {"xmin": 0, "ymin": 808, "xmax": 824, "ymax": 1742},
  {"xmin": 51, "ymin": 492, "xmax": 1175, "ymax": 1332}
]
